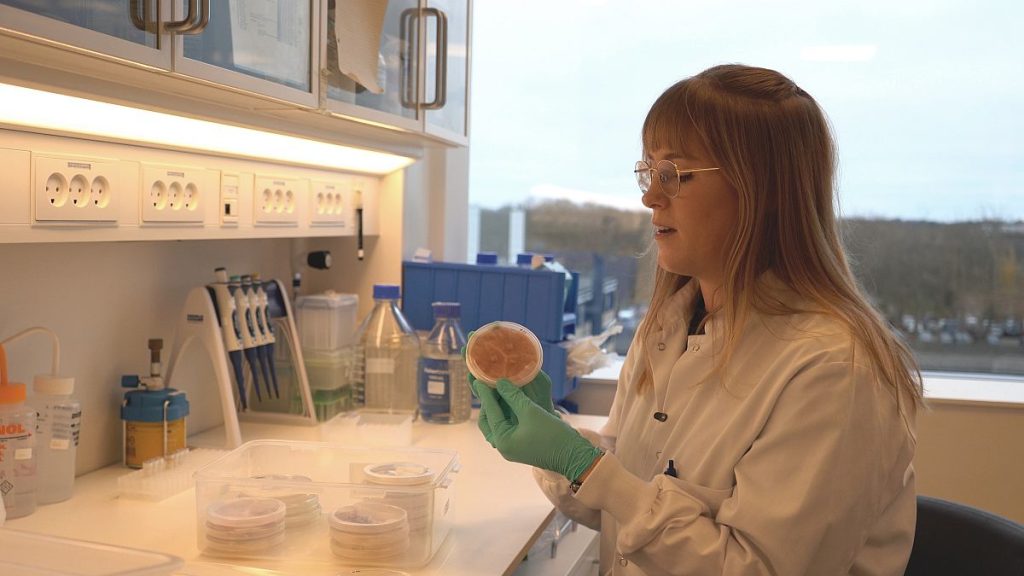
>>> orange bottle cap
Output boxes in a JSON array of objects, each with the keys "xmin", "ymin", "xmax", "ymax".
[{"xmin": 0, "ymin": 382, "xmax": 27, "ymax": 404}]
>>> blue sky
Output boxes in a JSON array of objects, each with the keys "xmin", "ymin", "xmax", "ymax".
[{"xmin": 467, "ymin": 0, "xmax": 1023, "ymax": 222}]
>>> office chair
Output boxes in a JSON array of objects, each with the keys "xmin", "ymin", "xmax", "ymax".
[{"xmin": 904, "ymin": 495, "xmax": 1024, "ymax": 576}]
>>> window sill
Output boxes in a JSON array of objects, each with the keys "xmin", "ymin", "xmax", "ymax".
[{"xmin": 578, "ymin": 356, "xmax": 1024, "ymax": 408}]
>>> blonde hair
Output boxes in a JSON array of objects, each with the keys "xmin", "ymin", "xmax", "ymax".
[{"xmin": 636, "ymin": 64, "xmax": 923, "ymax": 414}]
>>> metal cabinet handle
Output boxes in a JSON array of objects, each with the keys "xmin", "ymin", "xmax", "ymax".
[
  {"xmin": 421, "ymin": 7, "xmax": 448, "ymax": 110},
  {"xmin": 399, "ymin": 7, "xmax": 418, "ymax": 109},
  {"xmin": 129, "ymin": 0, "xmax": 159, "ymax": 34},
  {"xmin": 164, "ymin": 0, "xmax": 197, "ymax": 32},
  {"xmin": 165, "ymin": 0, "xmax": 209, "ymax": 34}
]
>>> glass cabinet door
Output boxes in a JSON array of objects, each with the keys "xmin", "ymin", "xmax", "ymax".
[
  {"xmin": 178, "ymin": 0, "xmax": 316, "ymax": 105},
  {"xmin": 325, "ymin": 0, "xmax": 422, "ymax": 131},
  {"xmin": 0, "ymin": 0, "xmax": 170, "ymax": 67},
  {"xmin": 423, "ymin": 0, "xmax": 468, "ymax": 142}
]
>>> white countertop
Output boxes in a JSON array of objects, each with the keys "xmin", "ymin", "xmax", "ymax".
[{"xmin": 6, "ymin": 412, "xmax": 605, "ymax": 576}]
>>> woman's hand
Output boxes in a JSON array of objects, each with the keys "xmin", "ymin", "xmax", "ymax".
[{"xmin": 472, "ymin": 379, "xmax": 601, "ymax": 482}]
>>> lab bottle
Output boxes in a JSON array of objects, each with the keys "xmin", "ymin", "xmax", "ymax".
[
  {"xmin": 0, "ymin": 381, "xmax": 37, "ymax": 519},
  {"xmin": 357, "ymin": 284, "xmax": 420, "ymax": 415},
  {"xmin": 418, "ymin": 302, "xmax": 471, "ymax": 424},
  {"xmin": 29, "ymin": 376, "xmax": 80, "ymax": 504}
]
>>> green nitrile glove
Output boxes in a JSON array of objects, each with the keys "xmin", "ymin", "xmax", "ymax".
[{"xmin": 473, "ymin": 379, "xmax": 602, "ymax": 482}]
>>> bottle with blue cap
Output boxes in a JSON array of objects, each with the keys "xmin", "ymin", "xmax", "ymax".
[
  {"xmin": 418, "ymin": 302, "xmax": 471, "ymax": 424},
  {"xmin": 120, "ymin": 339, "xmax": 189, "ymax": 468},
  {"xmin": 475, "ymin": 252, "xmax": 499, "ymax": 265},
  {"xmin": 356, "ymin": 284, "xmax": 420, "ymax": 415}
]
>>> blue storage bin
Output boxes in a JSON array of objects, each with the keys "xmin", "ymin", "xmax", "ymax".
[
  {"xmin": 401, "ymin": 261, "xmax": 577, "ymax": 341},
  {"xmin": 540, "ymin": 340, "xmax": 578, "ymax": 400},
  {"xmin": 402, "ymin": 261, "xmax": 580, "ymax": 400}
]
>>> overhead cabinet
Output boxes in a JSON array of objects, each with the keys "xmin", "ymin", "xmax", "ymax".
[
  {"xmin": 0, "ymin": 0, "xmax": 469, "ymax": 145},
  {"xmin": 324, "ymin": 0, "xmax": 469, "ymax": 144}
]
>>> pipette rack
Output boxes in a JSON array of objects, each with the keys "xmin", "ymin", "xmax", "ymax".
[{"xmin": 165, "ymin": 277, "xmax": 316, "ymax": 449}]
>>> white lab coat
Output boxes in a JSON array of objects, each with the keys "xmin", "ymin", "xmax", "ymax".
[{"xmin": 535, "ymin": 280, "xmax": 917, "ymax": 575}]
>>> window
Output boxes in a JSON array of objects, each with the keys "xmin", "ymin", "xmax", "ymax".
[{"xmin": 468, "ymin": 1, "xmax": 1024, "ymax": 375}]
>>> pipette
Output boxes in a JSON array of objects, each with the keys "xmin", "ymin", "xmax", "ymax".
[
  {"xmin": 229, "ymin": 275, "xmax": 263, "ymax": 402},
  {"xmin": 252, "ymin": 274, "xmax": 280, "ymax": 399},
  {"xmin": 211, "ymin": 268, "xmax": 248, "ymax": 410},
  {"xmin": 243, "ymin": 274, "xmax": 275, "ymax": 400}
]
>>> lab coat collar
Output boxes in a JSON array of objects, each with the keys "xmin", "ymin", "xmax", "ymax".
[{"xmin": 652, "ymin": 271, "xmax": 806, "ymax": 343}]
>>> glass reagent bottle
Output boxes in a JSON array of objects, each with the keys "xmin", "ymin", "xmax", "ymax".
[
  {"xmin": 358, "ymin": 284, "xmax": 420, "ymax": 414},
  {"xmin": 419, "ymin": 302, "xmax": 471, "ymax": 424}
]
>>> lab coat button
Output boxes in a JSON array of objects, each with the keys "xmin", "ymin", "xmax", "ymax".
[
  {"xmin": 693, "ymin": 344, "xmax": 701, "ymax": 351},
  {"xmin": 657, "ymin": 342, "xmax": 665, "ymax": 351}
]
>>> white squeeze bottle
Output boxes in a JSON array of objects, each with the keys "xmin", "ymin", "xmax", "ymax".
[
  {"xmin": 0, "ymin": 376, "xmax": 37, "ymax": 519},
  {"xmin": 30, "ymin": 375, "xmax": 80, "ymax": 504}
]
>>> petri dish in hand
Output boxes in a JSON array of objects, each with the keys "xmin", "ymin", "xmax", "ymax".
[{"xmin": 465, "ymin": 321, "xmax": 543, "ymax": 387}]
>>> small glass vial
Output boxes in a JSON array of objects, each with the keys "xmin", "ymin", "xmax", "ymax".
[
  {"xmin": 418, "ymin": 302, "xmax": 471, "ymax": 424},
  {"xmin": 0, "ymin": 380, "xmax": 37, "ymax": 519}
]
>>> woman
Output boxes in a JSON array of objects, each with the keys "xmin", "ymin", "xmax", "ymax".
[{"xmin": 471, "ymin": 64, "xmax": 923, "ymax": 575}]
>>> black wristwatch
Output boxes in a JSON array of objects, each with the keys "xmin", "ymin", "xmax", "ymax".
[
  {"xmin": 569, "ymin": 452, "xmax": 603, "ymax": 493},
  {"xmin": 569, "ymin": 478, "xmax": 584, "ymax": 494}
]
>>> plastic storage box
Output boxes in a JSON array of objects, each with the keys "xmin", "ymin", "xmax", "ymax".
[
  {"xmin": 194, "ymin": 440, "xmax": 458, "ymax": 569},
  {"xmin": 401, "ymin": 261, "xmax": 577, "ymax": 342},
  {"xmin": 294, "ymin": 292, "xmax": 359, "ymax": 351},
  {"xmin": 294, "ymin": 292, "xmax": 360, "ymax": 420}
]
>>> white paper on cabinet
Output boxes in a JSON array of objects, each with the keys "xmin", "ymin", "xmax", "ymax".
[
  {"xmin": 334, "ymin": 0, "xmax": 389, "ymax": 94},
  {"xmin": 229, "ymin": 0, "xmax": 310, "ymax": 88}
]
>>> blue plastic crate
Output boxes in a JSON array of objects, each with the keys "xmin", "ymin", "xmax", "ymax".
[
  {"xmin": 541, "ymin": 340, "xmax": 578, "ymax": 400},
  {"xmin": 401, "ymin": 261, "xmax": 576, "ymax": 341}
]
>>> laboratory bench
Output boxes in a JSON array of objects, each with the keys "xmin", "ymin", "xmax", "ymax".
[{"xmin": 5, "ymin": 413, "xmax": 607, "ymax": 576}]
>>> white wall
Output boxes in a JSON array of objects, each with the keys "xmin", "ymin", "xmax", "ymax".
[
  {"xmin": 915, "ymin": 401, "xmax": 1024, "ymax": 523},
  {"xmin": 0, "ymin": 239, "xmax": 293, "ymax": 473}
]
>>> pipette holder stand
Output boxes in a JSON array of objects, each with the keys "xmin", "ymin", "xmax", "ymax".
[{"xmin": 165, "ymin": 278, "xmax": 316, "ymax": 449}]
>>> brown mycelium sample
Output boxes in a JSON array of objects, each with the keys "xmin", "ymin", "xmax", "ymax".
[{"xmin": 468, "ymin": 324, "xmax": 540, "ymax": 385}]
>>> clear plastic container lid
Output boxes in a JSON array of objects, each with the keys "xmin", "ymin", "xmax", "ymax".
[
  {"xmin": 329, "ymin": 502, "xmax": 408, "ymax": 534},
  {"xmin": 0, "ymin": 528, "xmax": 184, "ymax": 575},
  {"xmin": 206, "ymin": 497, "xmax": 287, "ymax": 528},
  {"xmin": 465, "ymin": 321, "xmax": 544, "ymax": 386},
  {"xmin": 364, "ymin": 462, "xmax": 434, "ymax": 486}
]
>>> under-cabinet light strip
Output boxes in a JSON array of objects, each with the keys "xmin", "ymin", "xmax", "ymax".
[{"xmin": 0, "ymin": 82, "xmax": 414, "ymax": 175}]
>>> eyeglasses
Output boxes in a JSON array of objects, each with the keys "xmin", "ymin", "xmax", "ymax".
[{"xmin": 634, "ymin": 159, "xmax": 720, "ymax": 198}]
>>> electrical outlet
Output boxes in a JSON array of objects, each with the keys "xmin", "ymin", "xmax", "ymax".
[
  {"xmin": 253, "ymin": 175, "xmax": 305, "ymax": 225},
  {"xmin": 33, "ymin": 154, "xmax": 120, "ymax": 223},
  {"xmin": 141, "ymin": 164, "xmax": 216, "ymax": 224},
  {"xmin": 310, "ymin": 179, "xmax": 349, "ymax": 227}
]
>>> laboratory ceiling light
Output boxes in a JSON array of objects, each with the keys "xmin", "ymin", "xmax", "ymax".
[{"xmin": 0, "ymin": 82, "xmax": 415, "ymax": 175}]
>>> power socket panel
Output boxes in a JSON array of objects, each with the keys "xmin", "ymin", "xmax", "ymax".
[
  {"xmin": 141, "ymin": 164, "xmax": 218, "ymax": 224},
  {"xmin": 254, "ymin": 175, "xmax": 305, "ymax": 226},
  {"xmin": 33, "ymin": 154, "xmax": 120, "ymax": 223},
  {"xmin": 310, "ymin": 179, "xmax": 349, "ymax": 228}
]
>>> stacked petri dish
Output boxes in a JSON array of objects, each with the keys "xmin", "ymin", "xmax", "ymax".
[
  {"xmin": 363, "ymin": 462, "xmax": 435, "ymax": 533},
  {"xmin": 247, "ymin": 474, "xmax": 322, "ymax": 527},
  {"xmin": 203, "ymin": 497, "xmax": 287, "ymax": 557},
  {"xmin": 329, "ymin": 501, "xmax": 410, "ymax": 562}
]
